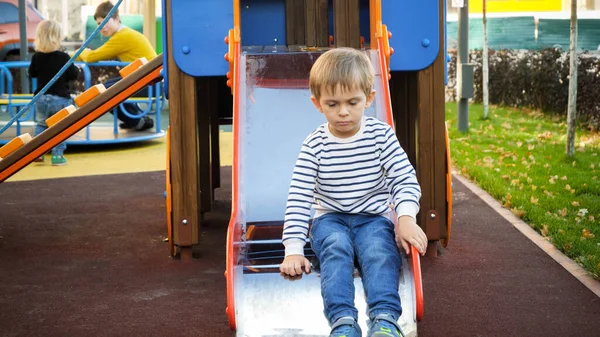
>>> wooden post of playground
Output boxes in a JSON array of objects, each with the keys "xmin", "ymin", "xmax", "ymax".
[
  {"xmin": 143, "ymin": 0, "xmax": 156, "ymax": 50},
  {"xmin": 332, "ymin": 0, "xmax": 360, "ymax": 48},
  {"xmin": 389, "ymin": 0, "xmax": 448, "ymax": 256},
  {"xmin": 164, "ymin": 0, "xmax": 201, "ymax": 257},
  {"xmin": 305, "ymin": 0, "xmax": 329, "ymax": 47},
  {"xmin": 285, "ymin": 0, "xmax": 306, "ymax": 46}
]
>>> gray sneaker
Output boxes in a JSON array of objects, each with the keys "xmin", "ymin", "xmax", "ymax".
[{"xmin": 367, "ymin": 314, "xmax": 405, "ymax": 337}]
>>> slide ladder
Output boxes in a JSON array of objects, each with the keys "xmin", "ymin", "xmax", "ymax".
[{"xmin": 0, "ymin": 56, "xmax": 163, "ymax": 183}]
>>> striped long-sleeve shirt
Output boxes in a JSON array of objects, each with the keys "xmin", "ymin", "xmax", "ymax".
[{"xmin": 282, "ymin": 116, "xmax": 422, "ymax": 257}]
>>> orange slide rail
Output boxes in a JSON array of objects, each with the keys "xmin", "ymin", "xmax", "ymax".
[
  {"xmin": 377, "ymin": 36, "xmax": 424, "ymax": 322},
  {"xmin": 0, "ymin": 61, "xmax": 162, "ymax": 183},
  {"xmin": 372, "ymin": 0, "xmax": 424, "ymax": 321},
  {"xmin": 225, "ymin": 0, "xmax": 241, "ymax": 330},
  {"xmin": 443, "ymin": 124, "xmax": 453, "ymax": 248}
]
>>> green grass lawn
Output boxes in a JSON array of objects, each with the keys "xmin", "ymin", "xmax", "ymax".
[{"xmin": 446, "ymin": 104, "xmax": 600, "ymax": 280}]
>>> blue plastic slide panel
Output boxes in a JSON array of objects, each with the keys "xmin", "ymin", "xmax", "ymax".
[
  {"xmin": 382, "ymin": 0, "xmax": 440, "ymax": 71},
  {"xmin": 170, "ymin": 0, "xmax": 232, "ymax": 76},
  {"xmin": 240, "ymin": 0, "xmax": 286, "ymax": 46}
]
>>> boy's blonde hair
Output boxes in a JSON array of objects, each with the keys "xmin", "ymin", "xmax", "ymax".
[
  {"xmin": 309, "ymin": 48, "xmax": 374, "ymax": 100},
  {"xmin": 34, "ymin": 20, "xmax": 63, "ymax": 53}
]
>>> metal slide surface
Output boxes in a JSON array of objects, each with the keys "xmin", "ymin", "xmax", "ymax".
[
  {"xmin": 231, "ymin": 50, "xmax": 417, "ymax": 337},
  {"xmin": 0, "ymin": 56, "xmax": 163, "ymax": 183}
]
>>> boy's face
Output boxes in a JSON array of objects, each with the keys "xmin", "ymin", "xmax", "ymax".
[
  {"xmin": 311, "ymin": 85, "xmax": 375, "ymax": 138},
  {"xmin": 96, "ymin": 17, "xmax": 120, "ymax": 37}
]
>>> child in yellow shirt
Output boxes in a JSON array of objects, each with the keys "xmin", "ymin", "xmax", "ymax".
[{"xmin": 77, "ymin": 1, "xmax": 157, "ymax": 131}]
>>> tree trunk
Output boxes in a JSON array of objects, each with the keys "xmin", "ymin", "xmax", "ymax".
[
  {"xmin": 482, "ymin": 0, "xmax": 489, "ymax": 118},
  {"xmin": 566, "ymin": 0, "xmax": 578, "ymax": 157}
]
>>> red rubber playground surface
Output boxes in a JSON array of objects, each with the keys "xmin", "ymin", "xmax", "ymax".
[{"xmin": 1, "ymin": 168, "xmax": 599, "ymax": 336}]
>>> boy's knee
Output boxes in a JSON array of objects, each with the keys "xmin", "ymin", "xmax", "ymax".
[{"xmin": 321, "ymin": 232, "xmax": 353, "ymax": 253}]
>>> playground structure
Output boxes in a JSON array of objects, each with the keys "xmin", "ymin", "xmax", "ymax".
[
  {"xmin": 0, "ymin": 0, "xmax": 451, "ymax": 335},
  {"xmin": 0, "ymin": 56, "xmax": 163, "ymax": 181},
  {"xmin": 0, "ymin": 61, "xmax": 166, "ymax": 145},
  {"xmin": 162, "ymin": 0, "xmax": 451, "ymax": 335}
]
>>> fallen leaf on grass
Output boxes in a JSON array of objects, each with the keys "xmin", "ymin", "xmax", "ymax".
[
  {"xmin": 541, "ymin": 224, "xmax": 549, "ymax": 237},
  {"xmin": 517, "ymin": 142, "xmax": 523, "ymax": 147},
  {"xmin": 544, "ymin": 163, "xmax": 550, "ymax": 169},
  {"xmin": 589, "ymin": 216, "xmax": 595, "ymax": 222},
  {"xmin": 528, "ymin": 144, "xmax": 535, "ymax": 150},
  {"xmin": 511, "ymin": 208, "xmax": 525, "ymax": 218},
  {"xmin": 572, "ymin": 201, "xmax": 580, "ymax": 207},
  {"xmin": 558, "ymin": 208, "xmax": 568, "ymax": 217},
  {"xmin": 549, "ymin": 177, "xmax": 556, "ymax": 184},
  {"xmin": 563, "ymin": 243, "xmax": 572, "ymax": 251},
  {"xmin": 565, "ymin": 184, "xmax": 571, "ymax": 191},
  {"xmin": 572, "ymin": 161, "xmax": 576, "ymax": 167},
  {"xmin": 502, "ymin": 194, "xmax": 513, "ymax": 208},
  {"xmin": 582, "ymin": 229, "xmax": 595, "ymax": 239},
  {"xmin": 561, "ymin": 176, "xmax": 568, "ymax": 181},
  {"xmin": 530, "ymin": 196, "xmax": 539, "ymax": 204},
  {"xmin": 537, "ymin": 131, "xmax": 552, "ymax": 140}
]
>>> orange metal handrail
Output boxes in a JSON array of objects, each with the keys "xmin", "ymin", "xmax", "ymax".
[
  {"xmin": 225, "ymin": 25, "xmax": 241, "ymax": 330},
  {"xmin": 443, "ymin": 124, "xmax": 453, "ymax": 248},
  {"xmin": 166, "ymin": 126, "xmax": 174, "ymax": 256},
  {"xmin": 377, "ymin": 34, "xmax": 424, "ymax": 322},
  {"xmin": 370, "ymin": 0, "xmax": 382, "ymax": 47},
  {"xmin": 411, "ymin": 246, "xmax": 424, "ymax": 321},
  {"xmin": 377, "ymin": 37, "xmax": 394, "ymax": 128}
]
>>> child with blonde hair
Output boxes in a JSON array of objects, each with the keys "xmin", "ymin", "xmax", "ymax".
[
  {"xmin": 29, "ymin": 19, "xmax": 79, "ymax": 165},
  {"xmin": 280, "ymin": 48, "xmax": 427, "ymax": 337}
]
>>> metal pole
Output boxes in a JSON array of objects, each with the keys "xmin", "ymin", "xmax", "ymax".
[
  {"xmin": 18, "ymin": 0, "xmax": 29, "ymax": 94},
  {"xmin": 565, "ymin": 0, "xmax": 578, "ymax": 157},
  {"xmin": 456, "ymin": 0, "xmax": 469, "ymax": 132},
  {"xmin": 61, "ymin": 0, "xmax": 68, "ymax": 39}
]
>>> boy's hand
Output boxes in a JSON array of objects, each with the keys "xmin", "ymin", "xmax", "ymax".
[
  {"xmin": 396, "ymin": 215, "xmax": 428, "ymax": 255},
  {"xmin": 280, "ymin": 255, "xmax": 311, "ymax": 280}
]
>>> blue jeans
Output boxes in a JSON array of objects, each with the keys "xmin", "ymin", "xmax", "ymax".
[
  {"xmin": 309, "ymin": 212, "xmax": 403, "ymax": 325},
  {"xmin": 35, "ymin": 95, "xmax": 73, "ymax": 156}
]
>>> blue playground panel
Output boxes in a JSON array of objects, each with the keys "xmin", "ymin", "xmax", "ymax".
[{"xmin": 169, "ymin": 0, "xmax": 441, "ymax": 77}]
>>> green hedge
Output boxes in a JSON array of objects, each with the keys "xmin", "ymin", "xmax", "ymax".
[
  {"xmin": 446, "ymin": 48, "xmax": 600, "ymax": 130},
  {"xmin": 446, "ymin": 17, "xmax": 600, "ymax": 51}
]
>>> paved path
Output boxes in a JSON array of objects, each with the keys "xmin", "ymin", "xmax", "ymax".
[{"xmin": 1, "ymin": 169, "xmax": 598, "ymax": 336}]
